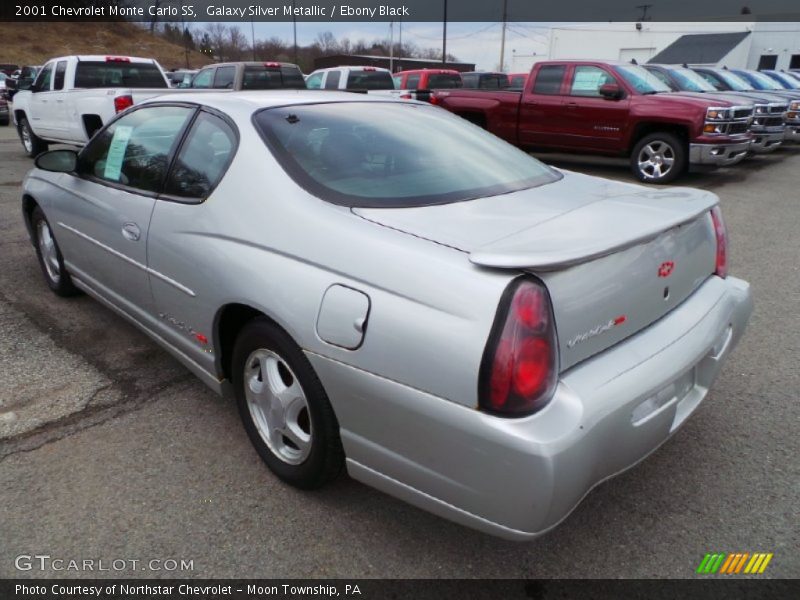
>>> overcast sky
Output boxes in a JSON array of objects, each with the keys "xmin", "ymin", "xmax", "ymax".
[{"xmin": 242, "ymin": 21, "xmax": 553, "ymax": 70}]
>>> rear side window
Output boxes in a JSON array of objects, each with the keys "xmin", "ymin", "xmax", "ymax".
[
  {"xmin": 165, "ymin": 112, "xmax": 237, "ymax": 200},
  {"xmin": 324, "ymin": 71, "xmax": 341, "ymax": 90},
  {"xmin": 280, "ymin": 66, "xmax": 306, "ymax": 89},
  {"xmin": 79, "ymin": 106, "xmax": 193, "ymax": 193},
  {"xmin": 54, "ymin": 61, "xmax": 67, "ymax": 90},
  {"xmin": 346, "ymin": 70, "xmax": 394, "ymax": 90},
  {"xmin": 213, "ymin": 66, "xmax": 235, "ymax": 89},
  {"xmin": 533, "ymin": 66, "xmax": 566, "ymax": 94},
  {"xmin": 509, "ymin": 75, "xmax": 527, "ymax": 88},
  {"xmin": 74, "ymin": 61, "xmax": 167, "ymax": 88},
  {"xmin": 478, "ymin": 75, "xmax": 506, "ymax": 89}
]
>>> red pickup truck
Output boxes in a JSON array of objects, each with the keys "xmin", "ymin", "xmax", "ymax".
[{"xmin": 432, "ymin": 60, "xmax": 754, "ymax": 183}]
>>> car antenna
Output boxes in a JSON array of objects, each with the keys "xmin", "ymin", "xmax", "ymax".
[
  {"xmin": 682, "ymin": 63, "xmax": 688, "ymax": 68},
  {"xmin": 630, "ymin": 58, "xmax": 638, "ymax": 65}
]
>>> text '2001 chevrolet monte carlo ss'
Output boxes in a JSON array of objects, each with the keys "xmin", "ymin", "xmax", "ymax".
[{"xmin": 21, "ymin": 91, "xmax": 752, "ymax": 540}]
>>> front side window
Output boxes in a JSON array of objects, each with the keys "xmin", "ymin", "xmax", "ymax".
[
  {"xmin": 164, "ymin": 112, "xmax": 237, "ymax": 200},
  {"xmin": 305, "ymin": 72, "xmax": 323, "ymax": 89},
  {"xmin": 191, "ymin": 68, "xmax": 214, "ymax": 89},
  {"xmin": 34, "ymin": 63, "xmax": 54, "ymax": 91},
  {"xmin": 533, "ymin": 66, "xmax": 566, "ymax": 95},
  {"xmin": 255, "ymin": 102, "xmax": 560, "ymax": 208},
  {"xmin": 213, "ymin": 66, "xmax": 236, "ymax": 89},
  {"xmin": 570, "ymin": 66, "xmax": 617, "ymax": 97},
  {"xmin": 79, "ymin": 106, "xmax": 193, "ymax": 193}
]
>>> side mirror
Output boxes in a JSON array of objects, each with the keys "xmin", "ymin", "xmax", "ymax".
[
  {"xmin": 35, "ymin": 149, "xmax": 78, "ymax": 173},
  {"xmin": 599, "ymin": 83, "xmax": 622, "ymax": 100},
  {"xmin": 17, "ymin": 77, "xmax": 34, "ymax": 91}
]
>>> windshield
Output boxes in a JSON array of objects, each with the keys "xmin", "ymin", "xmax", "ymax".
[
  {"xmin": 736, "ymin": 70, "xmax": 784, "ymax": 91},
  {"xmin": 768, "ymin": 71, "xmax": 800, "ymax": 89},
  {"xmin": 255, "ymin": 102, "xmax": 560, "ymax": 208},
  {"xmin": 714, "ymin": 70, "xmax": 754, "ymax": 91},
  {"xmin": 614, "ymin": 65, "xmax": 672, "ymax": 94},
  {"xmin": 668, "ymin": 67, "xmax": 717, "ymax": 92}
]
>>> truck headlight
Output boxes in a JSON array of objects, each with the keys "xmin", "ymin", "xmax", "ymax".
[{"xmin": 706, "ymin": 107, "xmax": 732, "ymax": 120}]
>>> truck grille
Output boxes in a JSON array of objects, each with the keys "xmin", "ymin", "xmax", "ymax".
[
  {"xmin": 733, "ymin": 108, "xmax": 753, "ymax": 119},
  {"xmin": 729, "ymin": 122, "xmax": 750, "ymax": 134}
]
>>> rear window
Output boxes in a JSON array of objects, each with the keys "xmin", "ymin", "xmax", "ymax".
[
  {"xmin": 427, "ymin": 74, "xmax": 462, "ymax": 89},
  {"xmin": 254, "ymin": 102, "xmax": 559, "ymax": 208},
  {"xmin": 74, "ymin": 61, "xmax": 167, "ymax": 88},
  {"xmin": 242, "ymin": 65, "xmax": 306, "ymax": 90},
  {"xmin": 346, "ymin": 71, "xmax": 394, "ymax": 90}
]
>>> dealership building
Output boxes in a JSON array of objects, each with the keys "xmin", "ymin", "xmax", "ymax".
[{"xmin": 510, "ymin": 22, "xmax": 800, "ymax": 71}]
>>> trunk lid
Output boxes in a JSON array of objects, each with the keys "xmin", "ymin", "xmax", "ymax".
[{"xmin": 353, "ymin": 170, "xmax": 719, "ymax": 369}]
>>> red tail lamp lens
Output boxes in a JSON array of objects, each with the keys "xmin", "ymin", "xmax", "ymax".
[
  {"xmin": 480, "ymin": 279, "xmax": 558, "ymax": 416},
  {"xmin": 710, "ymin": 205, "xmax": 728, "ymax": 278},
  {"xmin": 114, "ymin": 95, "xmax": 134, "ymax": 113}
]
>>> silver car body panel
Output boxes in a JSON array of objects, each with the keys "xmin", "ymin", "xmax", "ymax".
[{"xmin": 22, "ymin": 90, "xmax": 752, "ymax": 538}]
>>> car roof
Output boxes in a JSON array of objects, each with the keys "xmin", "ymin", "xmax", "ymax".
[{"xmin": 147, "ymin": 90, "xmax": 412, "ymax": 118}]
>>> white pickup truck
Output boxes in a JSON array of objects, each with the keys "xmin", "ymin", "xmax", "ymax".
[{"xmin": 12, "ymin": 55, "xmax": 173, "ymax": 157}]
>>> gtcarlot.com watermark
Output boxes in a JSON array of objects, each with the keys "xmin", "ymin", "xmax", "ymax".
[{"xmin": 15, "ymin": 554, "xmax": 194, "ymax": 572}]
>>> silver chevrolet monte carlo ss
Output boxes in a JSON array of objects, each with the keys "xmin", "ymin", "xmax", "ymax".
[{"xmin": 22, "ymin": 91, "xmax": 752, "ymax": 540}]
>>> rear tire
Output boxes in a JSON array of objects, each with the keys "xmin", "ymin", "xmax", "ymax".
[
  {"xmin": 630, "ymin": 132, "xmax": 686, "ymax": 184},
  {"xmin": 232, "ymin": 317, "xmax": 344, "ymax": 489},
  {"xmin": 31, "ymin": 206, "xmax": 79, "ymax": 297},
  {"xmin": 18, "ymin": 116, "xmax": 48, "ymax": 158}
]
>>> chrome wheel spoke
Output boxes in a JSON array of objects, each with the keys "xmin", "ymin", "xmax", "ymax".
[{"xmin": 244, "ymin": 348, "xmax": 312, "ymax": 465}]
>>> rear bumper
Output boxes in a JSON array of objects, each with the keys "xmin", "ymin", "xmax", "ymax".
[
  {"xmin": 689, "ymin": 140, "xmax": 750, "ymax": 166},
  {"xmin": 308, "ymin": 275, "xmax": 752, "ymax": 540},
  {"xmin": 749, "ymin": 130, "xmax": 784, "ymax": 153}
]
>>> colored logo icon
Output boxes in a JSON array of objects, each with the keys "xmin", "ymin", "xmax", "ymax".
[{"xmin": 697, "ymin": 552, "xmax": 773, "ymax": 574}]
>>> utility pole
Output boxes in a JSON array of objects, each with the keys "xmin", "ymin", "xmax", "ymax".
[
  {"xmin": 389, "ymin": 21, "xmax": 394, "ymax": 72},
  {"xmin": 499, "ymin": 0, "xmax": 508, "ymax": 71},
  {"xmin": 293, "ymin": 0, "xmax": 298, "ymax": 64},
  {"xmin": 442, "ymin": 0, "xmax": 448, "ymax": 65},
  {"xmin": 398, "ymin": 19, "xmax": 403, "ymax": 71},
  {"xmin": 251, "ymin": 18, "xmax": 256, "ymax": 60}
]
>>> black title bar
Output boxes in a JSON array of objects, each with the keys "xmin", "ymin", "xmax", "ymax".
[{"xmin": 3, "ymin": 0, "xmax": 800, "ymax": 22}]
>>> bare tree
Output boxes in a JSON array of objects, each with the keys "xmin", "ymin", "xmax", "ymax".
[
  {"xmin": 314, "ymin": 31, "xmax": 339, "ymax": 54},
  {"xmin": 227, "ymin": 26, "xmax": 249, "ymax": 61},
  {"xmin": 205, "ymin": 23, "xmax": 229, "ymax": 61}
]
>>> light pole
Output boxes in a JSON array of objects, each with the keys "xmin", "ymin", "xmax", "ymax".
[
  {"xmin": 442, "ymin": 0, "xmax": 448, "ymax": 65},
  {"xmin": 293, "ymin": 0, "xmax": 298, "ymax": 64},
  {"xmin": 499, "ymin": 0, "xmax": 508, "ymax": 71}
]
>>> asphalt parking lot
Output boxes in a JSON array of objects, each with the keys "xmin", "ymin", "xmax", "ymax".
[{"xmin": 0, "ymin": 123, "xmax": 797, "ymax": 579}]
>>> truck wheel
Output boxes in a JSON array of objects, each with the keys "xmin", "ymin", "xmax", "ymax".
[
  {"xmin": 18, "ymin": 116, "xmax": 49, "ymax": 158},
  {"xmin": 630, "ymin": 132, "xmax": 686, "ymax": 184},
  {"xmin": 232, "ymin": 317, "xmax": 344, "ymax": 490},
  {"xmin": 31, "ymin": 206, "xmax": 79, "ymax": 297}
]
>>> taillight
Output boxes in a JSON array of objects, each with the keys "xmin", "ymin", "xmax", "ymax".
[
  {"xmin": 710, "ymin": 205, "xmax": 728, "ymax": 278},
  {"xmin": 400, "ymin": 93, "xmax": 412, "ymax": 99},
  {"xmin": 479, "ymin": 278, "xmax": 559, "ymax": 417},
  {"xmin": 429, "ymin": 94, "xmax": 439, "ymax": 105},
  {"xmin": 114, "ymin": 94, "xmax": 133, "ymax": 114}
]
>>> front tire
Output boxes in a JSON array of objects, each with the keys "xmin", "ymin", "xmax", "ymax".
[
  {"xmin": 232, "ymin": 318, "xmax": 344, "ymax": 489},
  {"xmin": 18, "ymin": 116, "xmax": 48, "ymax": 158},
  {"xmin": 630, "ymin": 132, "xmax": 686, "ymax": 184},
  {"xmin": 31, "ymin": 206, "xmax": 79, "ymax": 297}
]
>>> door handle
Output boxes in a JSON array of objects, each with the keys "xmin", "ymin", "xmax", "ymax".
[
  {"xmin": 121, "ymin": 222, "xmax": 141, "ymax": 241},
  {"xmin": 566, "ymin": 102, "xmax": 578, "ymax": 108}
]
